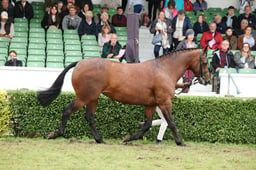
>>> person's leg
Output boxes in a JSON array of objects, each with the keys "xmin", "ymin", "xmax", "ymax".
[
  {"xmin": 154, "ymin": 45, "xmax": 161, "ymax": 58},
  {"xmin": 122, "ymin": 0, "xmax": 128, "ymax": 12},
  {"xmin": 152, "ymin": 0, "xmax": 160, "ymax": 21},
  {"xmin": 148, "ymin": 0, "xmax": 153, "ymax": 21},
  {"xmin": 163, "ymin": 47, "xmax": 169, "ymax": 55},
  {"xmin": 173, "ymin": 38, "xmax": 179, "ymax": 49},
  {"xmin": 156, "ymin": 107, "xmax": 168, "ymax": 143}
]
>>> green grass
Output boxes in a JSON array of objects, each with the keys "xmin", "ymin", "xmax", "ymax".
[{"xmin": 0, "ymin": 138, "xmax": 256, "ymax": 170}]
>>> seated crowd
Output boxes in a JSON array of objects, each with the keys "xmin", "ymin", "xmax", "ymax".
[{"xmin": 1, "ymin": 0, "xmax": 256, "ymax": 73}]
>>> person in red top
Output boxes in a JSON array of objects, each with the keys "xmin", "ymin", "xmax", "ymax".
[
  {"xmin": 111, "ymin": 6, "xmax": 127, "ymax": 27},
  {"xmin": 200, "ymin": 22, "xmax": 223, "ymax": 49}
]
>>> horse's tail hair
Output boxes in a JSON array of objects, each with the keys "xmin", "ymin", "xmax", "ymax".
[{"xmin": 37, "ymin": 61, "xmax": 79, "ymax": 107}]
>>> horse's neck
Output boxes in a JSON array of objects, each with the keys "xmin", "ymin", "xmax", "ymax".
[{"xmin": 160, "ymin": 53, "xmax": 192, "ymax": 81}]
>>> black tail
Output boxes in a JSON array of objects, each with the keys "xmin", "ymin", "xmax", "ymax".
[{"xmin": 37, "ymin": 62, "xmax": 78, "ymax": 107}]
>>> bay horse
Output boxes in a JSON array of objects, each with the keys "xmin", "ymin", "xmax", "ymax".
[{"xmin": 37, "ymin": 47, "xmax": 210, "ymax": 146}]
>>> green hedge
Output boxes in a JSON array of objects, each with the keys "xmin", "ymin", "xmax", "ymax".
[
  {"xmin": 0, "ymin": 90, "xmax": 12, "ymax": 137},
  {"xmin": 4, "ymin": 91, "xmax": 256, "ymax": 144}
]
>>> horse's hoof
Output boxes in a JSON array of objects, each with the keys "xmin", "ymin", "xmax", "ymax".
[
  {"xmin": 47, "ymin": 132, "xmax": 56, "ymax": 139},
  {"xmin": 178, "ymin": 143, "xmax": 186, "ymax": 147},
  {"xmin": 96, "ymin": 140, "xmax": 105, "ymax": 144},
  {"xmin": 123, "ymin": 135, "xmax": 131, "ymax": 143}
]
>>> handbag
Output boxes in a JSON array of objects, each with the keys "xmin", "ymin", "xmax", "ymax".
[{"xmin": 152, "ymin": 34, "xmax": 162, "ymax": 45}]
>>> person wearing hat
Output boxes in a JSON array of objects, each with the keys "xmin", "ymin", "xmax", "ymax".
[
  {"xmin": 176, "ymin": 29, "xmax": 197, "ymax": 93},
  {"xmin": 0, "ymin": 11, "xmax": 14, "ymax": 39}
]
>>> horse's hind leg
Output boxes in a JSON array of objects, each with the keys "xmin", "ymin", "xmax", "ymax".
[
  {"xmin": 159, "ymin": 103, "xmax": 185, "ymax": 146},
  {"xmin": 48, "ymin": 99, "xmax": 84, "ymax": 139},
  {"xmin": 85, "ymin": 101, "xmax": 104, "ymax": 143},
  {"xmin": 123, "ymin": 106, "xmax": 156, "ymax": 142}
]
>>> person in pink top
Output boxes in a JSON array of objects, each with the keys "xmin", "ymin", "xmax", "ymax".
[{"xmin": 163, "ymin": 0, "xmax": 178, "ymax": 21}]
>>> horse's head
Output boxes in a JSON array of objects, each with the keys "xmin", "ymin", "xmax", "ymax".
[{"xmin": 193, "ymin": 47, "xmax": 211, "ymax": 85}]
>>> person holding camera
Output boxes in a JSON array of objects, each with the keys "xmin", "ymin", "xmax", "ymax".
[
  {"xmin": 5, "ymin": 50, "xmax": 22, "ymax": 66},
  {"xmin": 62, "ymin": 5, "xmax": 82, "ymax": 30}
]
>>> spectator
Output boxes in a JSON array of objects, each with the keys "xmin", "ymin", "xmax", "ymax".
[
  {"xmin": 214, "ymin": 14, "xmax": 226, "ymax": 34},
  {"xmin": 95, "ymin": 12, "xmax": 116, "ymax": 39},
  {"xmin": 0, "ymin": 11, "xmax": 14, "ymax": 39},
  {"xmin": 78, "ymin": 3, "xmax": 90, "ymax": 21},
  {"xmin": 150, "ymin": 10, "xmax": 173, "ymax": 58},
  {"xmin": 211, "ymin": 40, "xmax": 236, "ymax": 74},
  {"xmin": 44, "ymin": 0, "xmax": 58, "ymax": 13},
  {"xmin": 62, "ymin": 5, "xmax": 82, "ymax": 30},
  {"xmin": 238, "ymin": 5, "xmax": 256, "ymax": 29},
  {"xmin": 172, "ymin": 9, "xmax": 192, "ymax": 48},
  {"xmin": 5, "ymin": 50, "xmax": 22, "ymax": 66},
  {"xmin": 164, "ymin": 0, "xmax": 184, "ymax": 11},
  {"xmin": 0, "ymin": 0, "xmax": 14, "ymax": 21},
  {"xmin": 57, "ymin": 1, "xmax": 65, "ymax": 17},
  {"xmin": 112, "ymin": 6, "xmax": 127, "ymax": 27},
  {"xmin": 193, "ymin": 14, "xmax": 209, "ymax": 36},
  {"xmin": 79, "ymin": 0, "xmax": 93, "ymax": 11},
  {"xmin": 147, "ymin": 0, "xmax": 160, "ymax": 27},
  {"xmin": 193, "ymin": 0, "xmax": 207, "ymax": 13},
  {"xmin": 78, "ymin": 10, "xmax": 96, "ymax": 37},
  {"xmin": 235, "ymin": 19, "xmax": 248, "ymax": 36},
  {"xmin": 237, "ymin": 26, "xmax": 256, "ymax": 50},
  {"xmin": 98, "ymin": 24, "xmax": 112, "ymax": 49},
  {"xmin": 184, "ymin": 0, "xmax": 193, "ymax": 11},
  {"xmin": 222, "ymin": 6, "xmax": 239, "ymax": 30},
  {"xmin": 176, "ymin": 29, "xmax": 197, "ymax": 93},
  {"xmin": 129, "ymin": 0, "xmax": 144, "ymax": 14},
  {"xmin": 61, "ymin": 2, "xmax": 74, "ymax": 18},
  {"xmin": 66, "ymin": 0, "xmax": 80, "ymax": 11},
  {"xmin": 94, "ymin": 6, "xmax": 111, "ymax": 25},
  {"xmin": 101, "ymin": 33, "xmax": 122, "ymax": 59},
  {"xmin": 101, "ymin": 0, "xmax": 120, "ymax": 9},
  {"xmin": 163, "ymin": 0, "xmax": 178, "ymax": 21},
  {"xmin": 41, "ymin": 5, "xmax": 61, "ymax": 30},
  {"xmin": 14, "ymin": 0, "xmax": 34, "ymax": 20},
  {"xmin": 223, "ymin": 27, "xmax": 238, "ymax": 50},
  {"xmin": 234, "ymin": 42, "xmax": 255, "ymax": 69},
  {"xmin": 200, "ymin": 22, "xmax": 223, "ymax": 50},
  {"xmin": 239, "ymin": 0, "xmax": 250, "ymax": 14}
]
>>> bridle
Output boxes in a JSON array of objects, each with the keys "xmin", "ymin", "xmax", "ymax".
[{"xmin": 193, "ymin": 49, "xmax": 210, "ymax": 85}]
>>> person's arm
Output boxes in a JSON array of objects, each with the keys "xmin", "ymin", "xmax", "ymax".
[
  {"xmin": 213, "ymin": 33, "xmax": 223, "ymax": 49},
  {"xmin": 237, "ymin": 35, "xmax": 243, "ymax": 50},
  {"xmin": 62, "ymin": 16, "xmax": 68, "ymax": 30},
  {"xmin": 200, "ymin": 32, "xmax": 207, "ymax": 49},
  {"xmin": 98, "ymin": 33, "xmax": 104, "ymax": 47},
  {"xmin": 9, "ymin": 23, "xmax": 14, "ymax": 38},
  {"xmin": 233, "ymin": 52, "xmax": 244, "ymax": 68},
  {"xmin": 26, "ymin": 3, "xmax": 34, "ymax": 20},
  {"xmin": 78, "ymin": 20, "xmax": 85, "ymax": 36},
  {"xmin": 193, "ymin": 2, "xmax": 200, "ymax": 12},
  {"xmin": 211, "ymin": 53, "xmax": 220, "ymax": 72}
]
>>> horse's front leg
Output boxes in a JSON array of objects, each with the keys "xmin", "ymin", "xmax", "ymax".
[
  {"xmin": 159, "ymin": 102, "xmax": 185, "ymax": 146},
  {"xmin": 85, "ymin": 101, "xmax": 104, "ymax": 144},
  {"xmin": 123, "ymin": 106, "xmax": 156, "ymax": 142}
]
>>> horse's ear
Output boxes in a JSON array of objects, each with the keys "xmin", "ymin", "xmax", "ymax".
[{"xmin": 203, "ymin": 46, "xmax": 208, "ymax": 55}]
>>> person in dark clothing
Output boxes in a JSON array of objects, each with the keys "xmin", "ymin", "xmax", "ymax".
[
  {"xmin": 111, "ymin": 6, "xmax": 127, "ymax": 27},
  {"xmin": 5, "ymin": 50, "xmax": 22, "ymax": 66},
  {"xmin": 78, "ymin": 10, "xmax": 96, "ymax": 36},
  {"xmin": 41, "ymin": 4, "xmax": 61, "ymax": 30},
  {"xmin": 238, "ymin": 5, "xmax": 256, "ymax": 29},
  {"xmin": 95, "ymin": 12, "xmax": 116, "ymax": 40},
  {"xmin": 78, "ymin": 0, "xmax": 93, "ymax": 11},
  {"xmin": 122, "ymin": 0, "xmax": 127, "ymax": 12},
  {"xmin": 193, "ymin": 14, "xmax": 209, "ymax": 36},
  {"xmin": 147, "ymin": 0, "xmax": 160, "ymax": 27},
  {"xmin": 214, "ymin": 14, "xmax": 226, "ymax": 34},
  {"xmin": 101, "ymin": 33, "xmax": 122, "ymax": 59},
  {"xmin": 78, "ymin": 3, "xmax": 90, "ymax": 21},
  {"xmin": 211, "ymin": 40, "xmax": 236, "ymax": 74},
  {"xmin": 14, "ymin": 0, "xmax": 34, "ymax": 20},
  {"xmin": 221, "ymin": 6, "xmax": 239, "ymax": 30}
]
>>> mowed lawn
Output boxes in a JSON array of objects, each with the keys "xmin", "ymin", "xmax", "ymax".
[{"xmin": 0, "ymin": 138, "xmax": 255, "ymax": 170}]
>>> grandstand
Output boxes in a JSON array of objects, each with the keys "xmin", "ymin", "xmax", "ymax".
[{"xmin": 0, "ymin": 0, "xmax": 256, "ymax": 97}]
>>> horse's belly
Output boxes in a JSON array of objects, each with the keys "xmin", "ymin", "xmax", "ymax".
[{"xmin": 102, "ymin": 88, "xmax": 155, "ymax": 106}]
